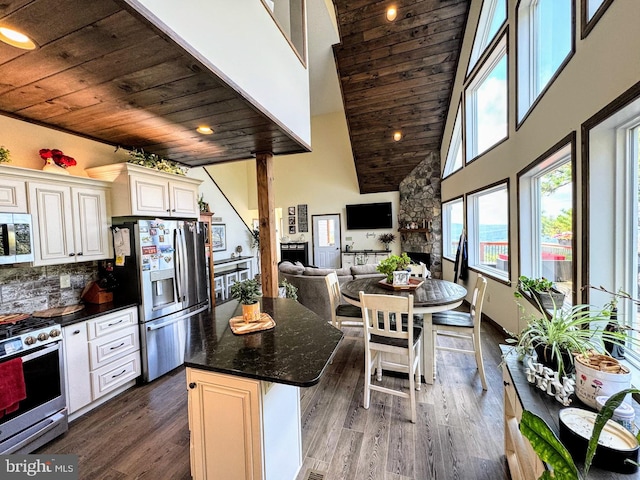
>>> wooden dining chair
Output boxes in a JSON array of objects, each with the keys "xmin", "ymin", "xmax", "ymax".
[
  {"xmin": 408, "ymin": 262, "xmax": 430, "ymax": 279},
  {"xmin": 431, "ymin": 275, "xmax": 488, "ymax": 390},
  {"xmin": 325, "ymin": 272, "xmax": 363, "ymax": 328},
  {"xmin": 359, "ymin": 292, "xmax": 422, "ymax": 423}
]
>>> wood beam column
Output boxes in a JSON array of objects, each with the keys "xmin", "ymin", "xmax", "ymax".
[{"xmin": 256, "ymin": 152, "xmax": 278, "ymax": 298}]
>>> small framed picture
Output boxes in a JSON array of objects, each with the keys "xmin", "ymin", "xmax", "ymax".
[
  {"xmin": 288, "ymin": 206, "xmax": 295, "ymax": 216},
  {"xmin": 288, "ymin": 216, "xmax": 296, "ymax": 225},
  {"xmin": 289, "ymin": 225, "xmax": 296, "ymax": 234},
  {"xmin": 211, "ymin": 224, "xmax": 227, "ymax": 252}
]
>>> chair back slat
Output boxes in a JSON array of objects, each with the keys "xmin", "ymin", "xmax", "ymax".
[
  {"xmin": 470, "ymin": 275, "xmax": 488, "ymax": 327},
  {"xmin": 359, "ymin": 292, "xmax": 414, "ymax": 341}
]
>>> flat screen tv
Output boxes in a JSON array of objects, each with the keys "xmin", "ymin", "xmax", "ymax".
[{"xmin": 345, "ymin": 202, "xmax": 392, "ymax": 230}]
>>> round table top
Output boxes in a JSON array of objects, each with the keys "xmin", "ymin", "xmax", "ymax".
[{"xmin": 341, "ymin": 277, "xmax": 467, "ymax": 307}]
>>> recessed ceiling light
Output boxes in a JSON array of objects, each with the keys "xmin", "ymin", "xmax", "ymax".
[
  {"xmin": 0, "ymin": 27, "xmax": 36, "ymax": 50},
  {"xmin": 386, "ymin": 6, "xmax": 398, "ymax": 22},
  {"xmin": 196, "ymin": 126, "xmax": 214, "ymax": 135},
  {"xmin": 393, "ymin": 131, "xmax": 402, "ymax": 141}
]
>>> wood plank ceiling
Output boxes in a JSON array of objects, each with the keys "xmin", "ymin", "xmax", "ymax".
[
  {"xmin": 0, "ymin": 0, "xmax": 309, "ymax": 166},
  {"xmin": 333, "ymin": 0, "xmax": 469, "ymax": 193}
]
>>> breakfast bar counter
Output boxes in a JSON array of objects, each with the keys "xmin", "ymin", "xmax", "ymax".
[{"xmin": 184, "ymin": 298, "xmax": 343, "ymax": 480}]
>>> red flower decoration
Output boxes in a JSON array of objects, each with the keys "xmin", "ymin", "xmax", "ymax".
[{"xmin": 39, "ymin": 148, "xmax": 77, "ymax": 168}]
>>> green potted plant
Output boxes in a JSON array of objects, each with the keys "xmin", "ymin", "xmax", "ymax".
[
  {"xmin": 230, "ymin": 278, "xmax": 262, "ymax": 322},
  {"xmin": 0, "ymin": 145, "xmax": 10, "ymax": 163},
  {"xmin": 278, "ymin": 278, "xmax": 298, "ymax": 301},
  {"xmin": 377, "ymin": 232, "xmax": 396, "ymax": 251},
  {"xmin": 517, "ymin": 275, "xmax": 565, "ymax": 311},
  {"xmin": 508, "ymin": 295, "xmax": 629, "ymax": 376},
  {"xmin": 376, "ymin": 253, "xmax": 411, "ymax": 283}
]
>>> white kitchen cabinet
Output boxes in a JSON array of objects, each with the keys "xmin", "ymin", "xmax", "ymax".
[
  {"xmin": 86, "ymin": 163, "xmax": 202, "ymax": 218},
  {"xmin": 62, "ymin": 323, "xmax": 92, "ymax": 415},
  {"xmin": 62, "ymin": 307, "xmax": 140, "ymax": 420},
  {"xmin": 187, "ymin": 368, "xmax": 301, "ymax": 480},
  {"xmin": 342, "ymin": 252, "xmax": 355, "ymax": 268},
  {"xmin": 28, "ymin": 182, "xmax": 110, "ymax": 266},
  {"xmin": 0, "ymin": 176, "xmax": 28, "ymax": 212}
]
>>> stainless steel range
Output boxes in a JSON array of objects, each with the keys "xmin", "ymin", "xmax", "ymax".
[{"xmin": 0, "ymin": 316, "xmax": 68, "ymax": 454}]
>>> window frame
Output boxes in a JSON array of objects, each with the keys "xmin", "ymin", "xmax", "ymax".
[
  {"xmin": 442, "ymin": 102, "xmax": 463, "ymax": 178},
  {"xmin": 442, "ymin": 196, "xmax": 465, "ymax": 261},
  {"xmin": 516, "ymin": 0, "xmax": 575, "ymax": 126},
  {"xmin": 581, "ymin": 0, "xmax": 615, "ymax": 39},
  {"xmin": 517, "ymin": 132, "xmax": 577, "ymax": 308},
  {"xmin": 465, "ymin": 33, "xmax": 509, "ymax": 164},
  {"xmin": 466, "ymin": 180, "xmax": 511, "ymax": 283},
  {"xmin": 466, "ymin": 0, "xmax": 508, "ymax": 77}
]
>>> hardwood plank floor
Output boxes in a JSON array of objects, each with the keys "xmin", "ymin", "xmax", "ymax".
[{"xmin": 39, "ymin": 320, "xmax": 510, "ymax": 480}]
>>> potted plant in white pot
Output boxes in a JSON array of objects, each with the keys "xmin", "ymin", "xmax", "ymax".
[
  {"xmin": 230, "ymin": 278, "xmax": 262, "ymax": 323},
  {"xmin": 376, "ymin": 253, "xmax": 411, "ymax": 284}
]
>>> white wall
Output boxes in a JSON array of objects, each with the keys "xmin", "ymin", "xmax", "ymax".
[
  {"xmin": 439, "ymin": 0, "xmax": 640, "ymax": 333},
  {"xmin": 125, "ymin": 0, "xmax": 311, "ymax": 146},
  {"xmin": 205, "ymin": 111, "xmax": 400, "ymax": 259}
]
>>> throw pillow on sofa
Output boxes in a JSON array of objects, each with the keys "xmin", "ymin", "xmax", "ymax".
[
  {"xmin": 302, "ymin": 266, "xmax": 351, "ymax": 277},
  {"xmin": 279, "ymin": 261, "xmax": 305, "ymax": 275}
]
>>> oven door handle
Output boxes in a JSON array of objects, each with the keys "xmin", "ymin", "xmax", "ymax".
[
  {"xmin": 3, "ymin": 411, "xmax": 66, "ymax": 454},
  {"xmin": 20, "ymin": 342, "xmax": 59, "ymax": 363}
]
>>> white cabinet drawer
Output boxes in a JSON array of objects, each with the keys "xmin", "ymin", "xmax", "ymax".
[
  {"xmin": 87, "ymin": 307, "xmax": 137, "ymax": 339},
  {"xmin": 91, "ymin": 352, "xmax": 141, "ymax": 398},
  {"xmin": 89, "ymin": 326, "xmax": 140, "ymax": 370}
]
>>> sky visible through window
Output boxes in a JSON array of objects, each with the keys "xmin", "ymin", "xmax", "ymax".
[{"xmin": 476, "ymin": 54, "xmax": 508, "ymax": 155}]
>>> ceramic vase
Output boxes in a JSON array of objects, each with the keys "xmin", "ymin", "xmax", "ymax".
[{"xmin": 242, "ymin": 302, "xmax": 261, "ymax": 323}]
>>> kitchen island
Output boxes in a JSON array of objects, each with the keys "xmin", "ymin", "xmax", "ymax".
[{"xmin": 185, "ymin": 298, "xmax": 343, "ymax": 480}]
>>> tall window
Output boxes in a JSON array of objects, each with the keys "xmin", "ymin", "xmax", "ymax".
[
  {"xmin": 519, "ymin": 140, "xmax": 574, "ymax": 305},
  {"xmin": 587, "ymin": 0, "xmax": 607, "ymax": 20},
  {"xmin": 587, "ymin": 95, "xmax": 640, "ymax": 364},
  {"xmin": 517, "ymin": 0, "xmax": 573, "ymax": 122},
  {"xmin": 467, "ymin": 0, "xmax": 507, "ymax": 74},
  {"xmin": 466, "ymin": 36, "xmax": 508, "ymax": 161},
  {"xmin": 467, "ymin": 183, "xmax": 509, "ymax": 279},
  {"xmin": 442, "ymin": 198, "xmax": 464, "ymax": 259},
  {"xmin": 443, "ymin": 104, "xmax": 463, "ymax": 177}
]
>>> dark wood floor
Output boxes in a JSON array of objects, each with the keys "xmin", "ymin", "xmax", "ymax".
[{"xmin": 40, "ymin": 321, "xmax": 510, "ymax": 480}]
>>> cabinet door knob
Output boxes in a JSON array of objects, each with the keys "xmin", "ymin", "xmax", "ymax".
[
  {"xmin": 167, "ymin": 209, "xmax": 171, "ymax": 212},
  {"xmin": 188, "ymin": 382, "xmax": 197, "ymax": 389},
  {"xmin": 77, "ymin": 252, "xmax": 83, "ymax": 256},
  {"xmin": 69, "ymin": 253, "xmax": 75, "ymax": 256},
  {"xmin": 503, "ymin": 380, "xmax": 510, "ymax": 387},
  {"xmin": 172, "ymin": 209, "xmax": 176, "ymax": 212},
  {"xmin": 73, "ymin": 330, "xmax": 80, "ymax": 335}
]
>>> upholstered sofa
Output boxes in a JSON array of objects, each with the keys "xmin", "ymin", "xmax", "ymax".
[{"xmin": 278, "ymin": 261, "xmax": 384, "ymax": 323}]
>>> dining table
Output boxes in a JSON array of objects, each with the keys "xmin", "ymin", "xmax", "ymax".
[{"xmin": 340, "ymin": 276, "xmax": 468, "ymax": 384}]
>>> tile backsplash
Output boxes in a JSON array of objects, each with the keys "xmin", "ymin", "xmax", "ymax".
[{"xmin": 0, "ymin": 262, "xmax": 98, "ymax": 314}]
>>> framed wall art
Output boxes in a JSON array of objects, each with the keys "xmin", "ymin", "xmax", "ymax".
[{"xmin": 211, "ymin": 224, "xmax": 227, "ymax": 252}]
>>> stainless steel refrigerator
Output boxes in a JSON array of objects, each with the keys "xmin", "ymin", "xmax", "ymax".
[{"xmin": 112, "ymin": 218, "xmax": 209, "ymax": 382}]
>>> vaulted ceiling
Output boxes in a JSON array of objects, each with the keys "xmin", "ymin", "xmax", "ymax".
[
  {"xmin": 0, "ymin": 0, "xmax": 469, "ymax": 194},
  {"xmin": 333, "ymin": 0, "xmax": 469, "ymax": 193}
]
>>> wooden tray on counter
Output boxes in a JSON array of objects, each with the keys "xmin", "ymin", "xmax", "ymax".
[
  {"xmin": 378, "ymin": 278, "xmax": 424, "ymax": 291},
  {"xmin": 229, "ymin": 313, "xmax": 276, "ymax": 335}
]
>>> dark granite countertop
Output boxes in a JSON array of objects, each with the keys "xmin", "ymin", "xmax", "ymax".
[
  {"xmin": 342, "ymin": 249, "xmax": 389, "ymax": 253},
  {"xmin": 55, "ymin": 301, "xmax": 138, "ymax": 328},
  {"xmin": 185, "ymin": 297, "xmax": 343, "ymax": 387}
]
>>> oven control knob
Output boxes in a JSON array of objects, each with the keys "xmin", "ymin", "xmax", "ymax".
[
  {"xmin": 24, "ymin": 336, "xmax": 36, "ymax": 345},
  {"xmin": 37, "ymin": 332, "xmax": 50, "ymax": 341},
  {"xmin": 50, "ymin": 329, "xmax": 61, "ymax": 338}
]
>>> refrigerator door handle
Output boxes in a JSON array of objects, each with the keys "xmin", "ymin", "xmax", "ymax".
[
  {"xmin": 174, "ymin": 229, "xmax": 183, "ymax": 302},
  {"xmin": 180, "ymin": 226, "xmax": 190, "ymax": 304}
]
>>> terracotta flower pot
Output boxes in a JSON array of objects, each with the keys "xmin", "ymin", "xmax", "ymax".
[{"xmin": 242, "ymin": 302, "xmax": 261, "ymax": 323}]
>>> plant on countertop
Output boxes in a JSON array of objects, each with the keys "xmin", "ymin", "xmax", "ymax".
[
  {"xmin": 230, "ymin": 278, "xmax": 262, "ymax": 306},
  {"xmin": 127, "ymin": 148, "xmax": 187, "ymax": 176},
  {"xmin": 0, "ymin": 145, "xmax": 10, "ymax": 163},
  {"xmin": 39, "ymin": 148, "xmax": 77, "ymax": 168},
  {"xmin": 376, "ymin": 253, "xmax": 411, "ymax": 283},
  {"xmin": 520, "ymin": 388, "xmax": 640, "ymax": 479},
  {"xmin": 377, "ymin": 232, "xmax": 396, "ymax": 250}
]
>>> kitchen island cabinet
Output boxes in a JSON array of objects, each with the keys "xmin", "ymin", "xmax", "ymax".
[{"xmin": 185, "ymin": 298, "xmax": 343, "ymax": 480}]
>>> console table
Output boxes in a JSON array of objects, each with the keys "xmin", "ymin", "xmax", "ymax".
[
  {"xmin": 213, "ymin": 256, "xmax": 254, "ymax": 302},
  {"xmin": 280, "ymin": 242, "xmax": 308, "ymax": 264},
  {"xmin": 500, "ymin": 345, "xmax": 639, "ymax": 480}
]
